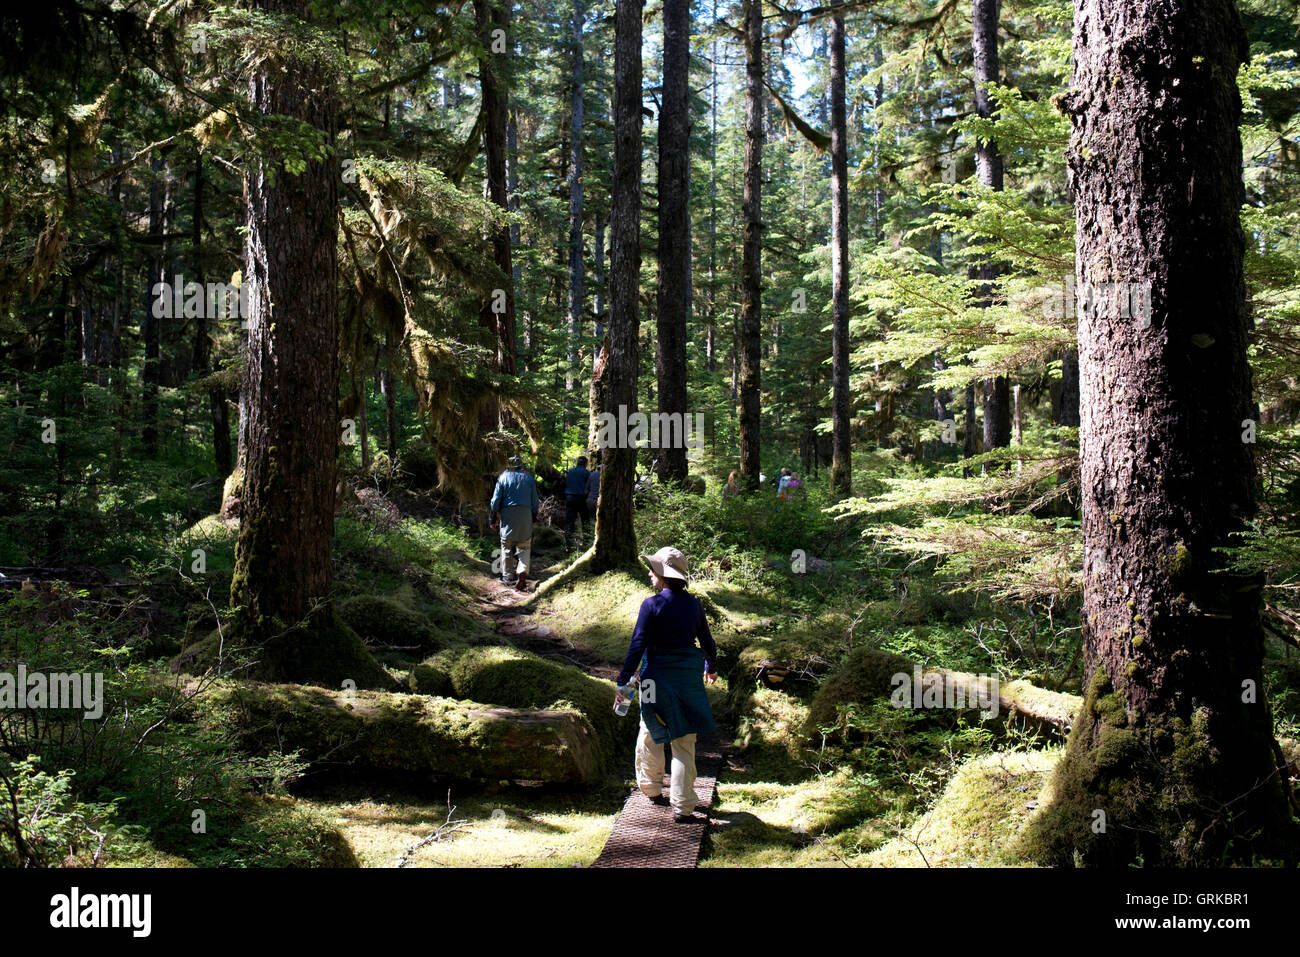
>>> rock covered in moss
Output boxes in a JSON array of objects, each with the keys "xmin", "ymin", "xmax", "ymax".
[
  {"xmin": 803, "ymin": 647, "xmax": 915, "ymax": 738},
  {"xmin": 408, "ymin": 659, "xmax": 454, "ymax": 697},
  {"xmin": 338, "ymin": 593, "xmax": 446, "ymax": 653},
  {"xmin": 430, "ymin": 645, "xmax": 636, "ymax": 775},
  {"xmin": 205, "ymin": 679, "xmax": 601, "ymax": 786}
]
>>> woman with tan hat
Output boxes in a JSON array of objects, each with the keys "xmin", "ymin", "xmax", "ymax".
[{"xmin": 614, "ymin": 546, "xmax": 718, "ymax": 822}]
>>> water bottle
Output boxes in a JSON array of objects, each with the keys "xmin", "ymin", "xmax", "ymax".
[{"xmin": 613, "ymin": 671, "xmax": 640, "ymax": 716}]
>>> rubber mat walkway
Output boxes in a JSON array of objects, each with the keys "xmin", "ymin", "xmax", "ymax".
[{"xmin": 590, "ymin": 735, "xmax": 723, "ymax": 868}]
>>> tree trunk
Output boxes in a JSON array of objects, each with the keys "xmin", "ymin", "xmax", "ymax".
[
  {"xmin": 565, "ymin": 0, "xmax": 585, "ymax": 416},
  {"xmin": 591, "ymin": 0, "xmax": 643, "ymax": 572},
  {"xmin": 227, "ymin": 0, "xmax": 378, "ymax": 687},
  {"xmin": 829, "ymin": 4, "xmax": 852, "ymax": 496},
  {"xmin": 1024, "ymin": 0, "xmax": 1300, "ymax": 866},
  {"xmin": 655, "ymin": 0, "xmax": 691, "ymax": 485},
  {"xmin": 973, "ymin": 0, "xmax": 1010, "ymax": 458},
  {"xmin": 593, "ymin": 215, "xmax": 606, "ymax": 361},
  {"xmin": 474, "ymin": 0, "xmax": 518, "ymax": 398},
  {"xmin": 142, "ymin": 155, "xmax": 164, "ymax": 458},
  {"xmin": 738, "ymin": 0, "xmax": 764, "ymax": 492},
  {"xmin": 707, "ymin": 1, "xmax": 718, "ymax": 375}
]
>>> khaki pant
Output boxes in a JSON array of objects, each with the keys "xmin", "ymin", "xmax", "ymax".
[{"xmin": 636, "ymin": 715, "xmax": 698, "ymax": 814}]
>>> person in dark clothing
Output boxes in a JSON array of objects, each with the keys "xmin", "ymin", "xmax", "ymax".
[
  {"xmin": 615, "ymin": 546, "xmax": 718, "ymax": 822},
  {"xmin": 563, "ymin": 456, "xmax": 592, "ymax": 550}
]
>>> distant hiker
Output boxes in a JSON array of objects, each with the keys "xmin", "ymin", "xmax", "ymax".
[
  {"xmin": 586, "ymin": 462, "xmax": 601, "ymax": 511},
  {"xmin": 776, "ymin": 467, "xmax": 793, "ymax": 498},
  {"xmin": 614, "ymin": 547, "xmax": 718, "ymax": 823},
  {"xmin": 779, "ymin": 471, "xmax": 804, "ymax": 502},
  {"xmin": 564, "ymin": 456, "xmax": 592, "ymax": 550},
  {"xmin": 489, "ymin": 455, "xmax": 539, "ymax": 590},
  {"xmin": 722, "ymin": 471, "xmax": 741, "ymax": 499}
]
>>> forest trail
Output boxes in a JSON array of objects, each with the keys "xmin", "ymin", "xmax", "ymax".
[
  {"xmin": 469, "ymin": 541, "xmax": 725, "ymax": 867},
  {"xmin": 590, "ymin": 740, "xmax": 722, "ymax": 868}
]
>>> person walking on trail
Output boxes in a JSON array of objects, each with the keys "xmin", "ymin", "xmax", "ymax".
[
  {"xmin": 489, "ymin": 455, "xmax": 539, "ymax": 590},
  {"xmin": 564, "ymin": 455, "xmax": 592, "ymax": 550},
  {"xmin": 776, "ymin": 467, "xmax": 793, "ymax": 499},
  {"xmin": 614, "ymin": 546, "xmax": 718, "ymax": 823}
]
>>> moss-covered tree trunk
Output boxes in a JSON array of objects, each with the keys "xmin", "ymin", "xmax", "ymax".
[
  {"xmin": 591, "ymin": 0, "xmax": 642, "ymax": 573},
  {"xmin": 228, "ymin": 0, "xmax": 383, "ymax": 689},
  {"xmin": 1025, "ymin": 0, "xmax": 1299, "ymax": 865}
]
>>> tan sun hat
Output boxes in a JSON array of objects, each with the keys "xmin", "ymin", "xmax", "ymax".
[{"xmin": 641, "ymin": 546, "xmax": 690, "ymax": 581}]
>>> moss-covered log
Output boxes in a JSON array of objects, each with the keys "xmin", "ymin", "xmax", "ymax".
[
  {"xmin": 804, "ymin": 647, "xmax": 1080, "ymax": 738},
  {"xmin": 208, "ymin": 680, "xmax": 601, "ymax": 785}
]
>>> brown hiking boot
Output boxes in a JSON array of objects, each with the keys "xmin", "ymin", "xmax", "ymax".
[{"xmin": 515, "ymin": 572, "xmax": 529, "ymax": 591}]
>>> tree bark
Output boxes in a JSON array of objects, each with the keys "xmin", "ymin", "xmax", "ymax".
[
  {"xmin": 655, "ymin": 0, "xmax": 691, "ymax": 485},
  {"xmin": 738, "ymin": 0, "xmax": 764, "ymax": 492},
  {"xmin": 1024, "ymin": 0, "xmax": 1300, "ymax": 866},
  {"xmin": 228, "ymin": 0, "xmax": 377, "ymax": 687},
  {"xmin": 565, "ymin": 0, "xmax": 585, "ymax": 416},
  {"xmin": 591, "ymin": 0, "xmax": 642, "ymax": 571},
  {"xmin": 973, "ymin": 0, "xmax": 1011, "ymax": 458},
  {"xmin": 475, "ymin": 0, "xmax": 518, "ymax": 399},
  {"xmin": 829, "ymin": 4, "xmax": 852, "ymax": 496}
]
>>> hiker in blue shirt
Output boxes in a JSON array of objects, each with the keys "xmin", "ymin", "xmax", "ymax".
[
  {"xmin": 586, "ymin": 463, "xmax": 600, "ymax": 512},
  {"xmin": 489, "ymin": 455, "xmax": 539, "ymax": 590},
  {"xmin": 563, "ymin": 455, "xmax": 592, "ymax": 551},
  {"xmin": 614, "ymin": 546, "xmax": 718, "ymax": 823}
]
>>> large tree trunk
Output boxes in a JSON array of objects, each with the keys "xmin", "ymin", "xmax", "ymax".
[
  {"xmin": 829, "ymin": 4, "xmax": 852, "ymax": 496},
  {"xmin": 227, "ymin": 0, "xmax": 379, "ymax": 688},
  {"xmin": 1024, "ymin": 0, "xmax": 1299, "ymax": 866},
  {"xmin": 738, "ymin": 0, "xmax": 764, "ymax": 492},
  {"xmin": 565, "ymin": 0, "xmax": 585, "ymax": 417},
  {"xmin": 474, "ymin": 0, "xmax": 518, "ymax": 420},
  {"xmin": 655, "ymin": 0, "xmax": 691, "ymax": 485},
  {"xmin": 591, "ymin": 0, "xmax": 643, "ymax": 572}
]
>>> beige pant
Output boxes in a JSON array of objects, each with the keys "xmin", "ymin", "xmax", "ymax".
[{"xmin": 636, "ymin": 715, "xmax": 698, "ymax": 814}]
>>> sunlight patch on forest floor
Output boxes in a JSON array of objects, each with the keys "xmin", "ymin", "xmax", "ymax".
[{"xmin": 301, "ymin": 785, "xmax": 621, "ymax": 868}]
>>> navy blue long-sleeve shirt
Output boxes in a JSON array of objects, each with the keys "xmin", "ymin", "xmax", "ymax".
[
  {"xmin": 565, "ymin": 466, "xmax": 590, "ymax": 496},
  {"xmin": 618, "ymin": 587, "xmax": 717, "ymax": 687}
]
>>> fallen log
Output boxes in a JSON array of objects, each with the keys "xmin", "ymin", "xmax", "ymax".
[
  {"xmin": 204, "ymin": 680, "xmax": 602, "ymax": 786},
  {"xmin": 804, "ymin": 647, "xmax": 1080, "ymax": 738}
]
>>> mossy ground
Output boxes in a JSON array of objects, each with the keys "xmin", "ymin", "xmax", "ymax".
[{"xmin": 299, "ymin": 782, "xmax": 623, "ymax": 867}]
